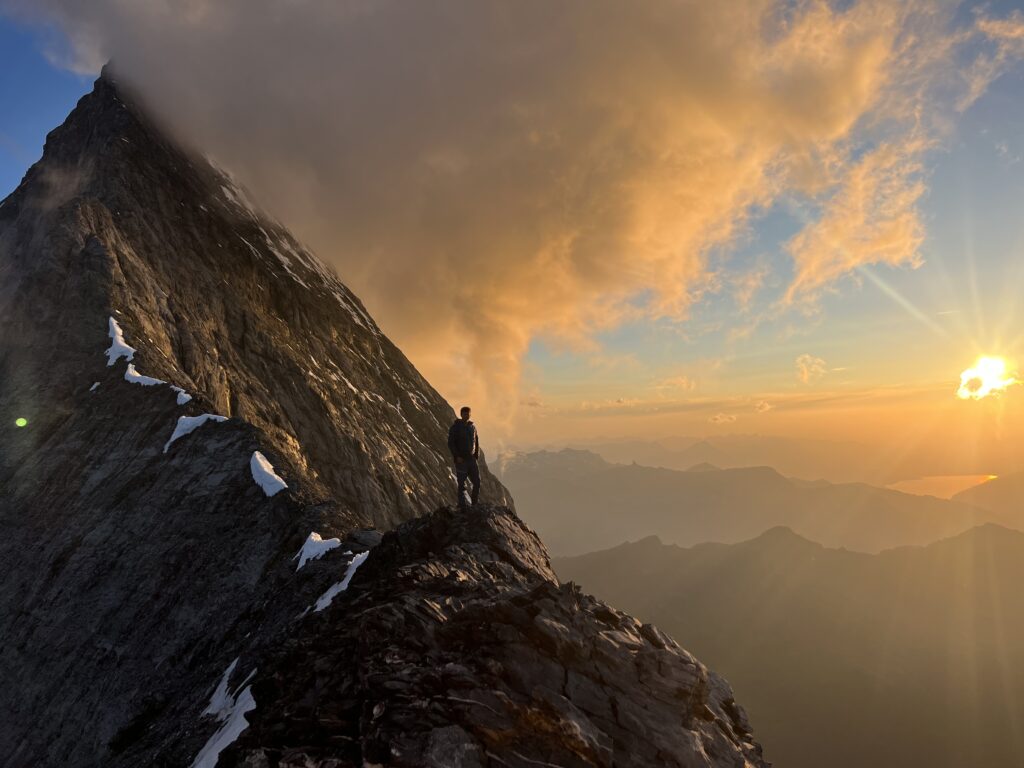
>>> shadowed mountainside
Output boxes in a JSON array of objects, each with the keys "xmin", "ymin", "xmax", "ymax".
[{"xmin": 555, "ymin": 524, "xmax": 1024, "ymax": 768}]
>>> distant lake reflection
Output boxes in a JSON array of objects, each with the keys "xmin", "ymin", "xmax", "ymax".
[{"xmin": 886, "ymin": 474, "xmax": 997, "ymax": 499}]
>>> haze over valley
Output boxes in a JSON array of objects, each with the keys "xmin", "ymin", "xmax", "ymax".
[
  {"xmin": 555, "ymin": 525, "xmax": 1024, "ymax": 768},
  {"xmin": 497, "ymin": 447, "xmax": 1012, "ymax": 555}
]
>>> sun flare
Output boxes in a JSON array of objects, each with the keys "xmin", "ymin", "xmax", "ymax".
[{"xmin": 956, "ymin": 356, "xmax": 1018, "ymax": 400}]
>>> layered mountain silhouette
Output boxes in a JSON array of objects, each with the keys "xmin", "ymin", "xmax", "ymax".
[
  {"xmin": 570, "ymin": 435, "xmax": 882, "ymax": 483},
  {"xmin": 564, "ymin": 434, "xmax": 1011, "ymax": 486},
  {"xmin": 498, "ymin": 448, "xmax": 1004, "ymax": 554},
  {"xmin": 555, "ymin": 524, "xmax": 1024, "ymax": 768},
  {"xmin": 0, "ymin": 70, "xmax": 766, "ymax": 767}
]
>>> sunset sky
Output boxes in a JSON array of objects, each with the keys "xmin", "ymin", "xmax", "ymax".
[{"xmin": 3, "ymin": 1, "xmax": 1024, "ymax": 475}]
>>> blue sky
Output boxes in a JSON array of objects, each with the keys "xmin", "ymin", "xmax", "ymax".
[{"xmin": 0, "ymin": 21, "xmax": 91, "ymax": 196}]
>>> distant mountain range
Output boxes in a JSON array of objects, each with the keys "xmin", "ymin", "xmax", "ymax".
[
  {"xmin": 535, "ymin": 434, "xmax": 1018, "ymax": 486},
  {"xmin": 555, "ymin": 524, "xmax": 1024, "ymax": 768},
  {"xmin": 563, "ymin": 435, "xmax": 889, "ymax": 483},
  {"xmin": 498, "ymin": 448, "xmax": 1011, "ymax": 554}
]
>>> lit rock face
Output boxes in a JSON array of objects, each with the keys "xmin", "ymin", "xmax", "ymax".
[{"xmin": 0, "ymin": 68, "xmax": 510, "ymax": 530}]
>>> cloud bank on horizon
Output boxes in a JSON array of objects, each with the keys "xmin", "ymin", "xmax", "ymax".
[{"xmin": 4, "ymin": 0, "xmax": 1024, "ymax": 428}]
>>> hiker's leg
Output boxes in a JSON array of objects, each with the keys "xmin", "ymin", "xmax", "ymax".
[
  {"xmin": 469, "ymin": 461, "xmax": 481, "ymax": 505},
  {"xmin": 457, "ymin": 469, "xmax": 469, "ymax": 507}
]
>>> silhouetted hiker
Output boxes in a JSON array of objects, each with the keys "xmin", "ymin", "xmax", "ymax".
[{"xmin": 448, "ymin": 406, "xmax": 480, "ymax": 508}]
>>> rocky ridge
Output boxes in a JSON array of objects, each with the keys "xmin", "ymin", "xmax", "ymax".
[{"xmin": 127, "ymin": 505, "xmax": 767, "ymax": 768}]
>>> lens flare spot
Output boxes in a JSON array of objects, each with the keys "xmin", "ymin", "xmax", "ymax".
[
  {"xmin": 956, "ymin": 357, "xmax": 1018, "ymax": 400},
  {"xmin": 15, "ymin": 417, "xmax": 28, "ymax": 428}
]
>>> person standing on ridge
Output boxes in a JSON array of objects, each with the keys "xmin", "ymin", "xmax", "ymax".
[{"xmin": 448, "ymin": 406, "xmax": 480, "ymax": 508}]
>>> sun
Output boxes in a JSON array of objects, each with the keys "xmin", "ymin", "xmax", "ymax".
[{"xmin": 956, "ymin": 356, "xmax": 1019, "ymax": 400}]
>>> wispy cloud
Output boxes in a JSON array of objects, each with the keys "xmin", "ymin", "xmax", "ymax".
[
  {"xmin": 732, "ymin": 264, "xmax": 769, "ymax": 312},
  {"xmin": 785, "ymin": 139, "xmax": 927, "ymax": 304},
  {"xmin": 708, "ymin": 413, "xmax": 737, "ymax": 424},
  {"xmin": 961, "ymin": 11, "xmax": 1024, "ymax": 110},
  {"xmin": 651, "ymin": 375, "xmax": 696, "ymax": 393},
  {"xmin": 796, "ymin": 354, "xmax": 829, "ymax": 384}
]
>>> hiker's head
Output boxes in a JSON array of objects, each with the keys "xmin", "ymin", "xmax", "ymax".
[{"xmin": 460, "ymin": 406, "xmax": 471, "ymax": 421}]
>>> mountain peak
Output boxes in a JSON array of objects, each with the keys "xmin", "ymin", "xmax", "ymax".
[
  {"xmin": 687, "ymin": 461, "xmax": 721, "ymax": 472},
  {"xmin": 9, "ymin": 68, "xmax": 152, "ymax": 202},
  {"xmin": 756, "ymin": 524, "xmax": 810, "ymax": 541},
  {"xmin": 928, "ymin": 521, "xmax": 1024, "ymax": 549},
  {"xmin": 2, "ymin": 70, "xmax": 511, "ymax": 524},
  {"xmin": 0, "ymin": 71, "xmax": 515, "ymax": 762}
]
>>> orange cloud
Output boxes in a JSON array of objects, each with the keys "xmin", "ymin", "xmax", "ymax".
[
  {"xmin": 784, "ymin": 139, "xmax": 927, "ymax": 303},
  {"xmin": 963, "ymin": 12, "xmax": 1024, "ymax": 110},
  {"xmin": 6, "ymin": 1, "xmax": 1023, "ymax": 437},
  {"xmin": 652, "ymin": 375, "xmax": 696, "ymax": 393}
]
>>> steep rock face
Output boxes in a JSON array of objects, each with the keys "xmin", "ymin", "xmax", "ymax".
[
  {"xmin": 0, "ymin": 68, "xmax": 509, "ymax": 525},
  {"xmin": 116, "ymin": 505, "xmax": 766, "ymax": 768},
  {"xmin": 0, "ymin": 70, "xmax": 767, "ymax": 768},
  {"xmin": 0, "ymin": 70, "xmax": 509, "ymax": 766}
]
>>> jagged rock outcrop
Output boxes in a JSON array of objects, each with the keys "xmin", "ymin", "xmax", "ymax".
[
  {"xmin": 0, "ymin": 69, "xmax": 767, "ymax": 767},
  {"xmin": 115, "ymin": 505, "xmax": 766, "ymax": 768}
]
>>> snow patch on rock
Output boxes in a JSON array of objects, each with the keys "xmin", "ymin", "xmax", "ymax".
[
  {"xmin": 313, "ymin": 550, "xmax": 370, "ymax": 612},
  {"xmin": 250, "ymin": 451, "xmax": 287, "ymax": 497},
  {"xmin": 202, "ymin": 658, "xmax": 239, "ymax": 719},
  {"xmin": 294, "ymin": 532, "xmax": 342, "ymax": 572},
  {"xmin": 192, "ymin": 658, "xmax": 257, "ymax": 768},
  {"xmin": 124, "ymin": 363, "xmax": 166, "ymax": 387},
  {"xmin": 105, "ymin": 317, "xmax": 135, "ymax": 366},
  {"xmin": 170, "ymin": 386, "xmax": 193, "ymax": 405},
  {"xmin": 89, "ymin": 382, "xmax": 100, "ymax": 393},
  {"xmin": 163, "ymin": 414, "xmax": 228, "ymax": 453},
  {"xmin": 213, "ymin": 165, "xmax": 261, "ymax": 221},
  {"xmin": 257, "ymin": 229, "xmax": 311, "ymax": 289}
]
